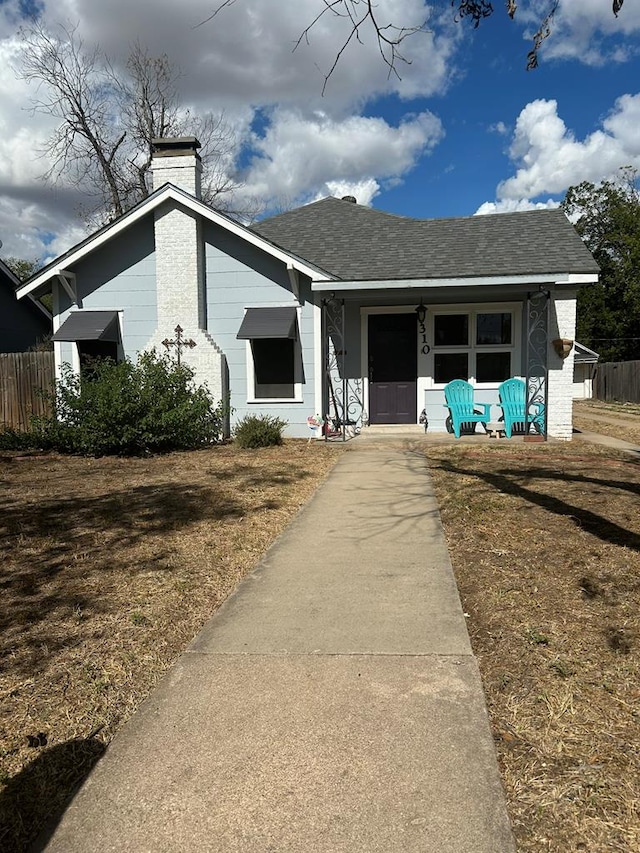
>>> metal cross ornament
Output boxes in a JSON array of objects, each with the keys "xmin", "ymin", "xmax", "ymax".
[{"xmin": 162, "ymin": 325, "xmax": 197, "ymax": 365}]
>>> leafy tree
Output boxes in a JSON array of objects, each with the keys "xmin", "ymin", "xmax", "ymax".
[
  {"xmin": 3, "ymin": 257, "xmax": 42, "ymax": 282},
  {"xmin": 563, "ymin": 169, "xmax": 640, "ymax": 362},
  {"xmin": 18, "ymin": 22, "xmax": 238, "ymax": 226}
]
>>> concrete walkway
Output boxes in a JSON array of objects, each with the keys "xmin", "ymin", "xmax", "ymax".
[
  {"xmin": 576, "ymin": 429, "xmax": 640, "ymax": 457},
  {"xmin": 41, "ymin": 446, "xmax": 515, "ymax": 853}
]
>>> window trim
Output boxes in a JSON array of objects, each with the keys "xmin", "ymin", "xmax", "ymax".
[
  {"xmin": 245, "ymin": 306, "xmax": 304, "ymax": 403},
  {"xmin": 429, "ymin": 303, "xmax": 521, "ymax": 388}
]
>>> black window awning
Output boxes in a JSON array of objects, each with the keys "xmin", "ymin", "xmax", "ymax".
[
  {"xmin": 52, "ymin": 311, "xmax": 120, "ymax": 342},
  {"xmin": 236, "ymin": 307, "xmax": 298, "ymax": 340}
]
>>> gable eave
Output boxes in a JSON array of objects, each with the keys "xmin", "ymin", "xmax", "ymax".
[
  {"xmin": 16, "ymin": 184, "xmax": 335, "ymax": 300},
  {"xmin": 311, "ymin": 272, "xmax": 599, "ymax": 292}
]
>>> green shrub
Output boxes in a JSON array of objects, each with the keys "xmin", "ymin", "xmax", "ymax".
[
  {"xmin": 233, "ymin": 414, "xmax": 287, "ymax": 448},
  {"xmin": 0, "ymin": 427, "xmax": 40, "ymax": 451},
  {"xmin": 34, "ymin": 350, "xmax": 226, "ymax": 456}
]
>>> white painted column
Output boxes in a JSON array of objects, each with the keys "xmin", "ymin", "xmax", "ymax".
[{"xmin": 546, "ymin": 291, "xmax": 577, "ymax": 440}]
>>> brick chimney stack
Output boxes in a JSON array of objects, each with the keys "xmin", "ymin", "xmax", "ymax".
[{"xmin": 151, "ymin": 137, "xmax": 202, "ymax": 199}]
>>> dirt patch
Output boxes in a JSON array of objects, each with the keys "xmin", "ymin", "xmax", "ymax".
[
  {"xmin": 426, "ymin": 440, "xmax": 640, "ymax": 852},
  {"xmin": 0, "ymin": 441, "xmax": 342, "ymax": 852}
]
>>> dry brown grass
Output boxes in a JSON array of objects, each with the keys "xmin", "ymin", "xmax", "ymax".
[
  {"xmin": 574, "ymin": 399, "xmax": 640, "ymax": 446},
  {"xmin": 426, "ymin": 439, "xmax": 640, "ymax": 852},
  {"xmin": 0, "ymin": 441, "xmax": 342, "ymax": 852}
]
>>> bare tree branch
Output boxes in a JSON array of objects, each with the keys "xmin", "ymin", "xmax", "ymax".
[
  {"xmin": 17, "ymin": 22, "xmax": 240, "ymax": 226},
  {"xmin": 204, "ymin": 0, "xmax": 626, "ymax": 86},
  {"xmin": 292, "ymin": 0, "xmax": 428, "ymax": 95},
  {"xmin": 194, "ymin": 0, "xmax": 238, "ymax": 28}
]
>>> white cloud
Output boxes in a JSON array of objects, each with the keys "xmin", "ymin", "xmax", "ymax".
[
  {"xmin": 488, "ymin": 121, "xmax": 509, "ymax": 135},
  {"xmin": 521, "ymin": 0, "xmax": 640, "ymax": 66},
  {"xmin": 32, "ymin": 0, "xmax": 459, "ymax": 110},
  {"xmin": 0, "ymin": 29, "xmax": 87, "ymax": 261},
  {"xmin": 0, "ymin": 0, "xmax": 458, "ymax": 259},
  {"xmin": 235, "ymin": 109, "xmax": 443, "ymax": 209},
  {"xmin": 475, "ymin": 198, "xmax": 560, "ymax": 215},
  {"xmin": 496, "ymin": 96, "xmax": 640, "ymax": 201},
  {"xmin": 324, "ymin": 179, "xmax": 380, "ymax": 207},
  {"xmin": 0, "ymin": 188, "xmax": 89, "ymax": 263}
]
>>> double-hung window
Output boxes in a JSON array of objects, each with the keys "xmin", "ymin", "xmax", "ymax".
[
  {"xmin": 432, "ymin": 307, "xmax": 516, "ymax": 385},
  {"xmin": 237, "ymin": 306, "xmax": 302, "ymax": 402}
]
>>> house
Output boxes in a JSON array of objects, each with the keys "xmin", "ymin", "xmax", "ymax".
[
  {"xmin": 573, "ymin": 342, "xmax": 599, "ymax": 399},
  {"xmin": 1, "ymin": 259, "xmax": 51, "ymax": 352},
  {"xmin": 16, "ymin": 137, "xmax": 599, "ymax": 440}
]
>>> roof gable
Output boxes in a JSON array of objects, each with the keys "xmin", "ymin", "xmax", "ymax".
[
  {"xmin": 252, "ymin": 197, "xmax": 600, "ymax": 282},
  {"xmin": 16, "ymin": 185, "xmax": 333, "ymax": 300}
]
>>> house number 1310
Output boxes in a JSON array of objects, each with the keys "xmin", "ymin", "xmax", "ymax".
[{"xmin": 418, "ymin": 321, "xmax": 430, "ymax": 355}]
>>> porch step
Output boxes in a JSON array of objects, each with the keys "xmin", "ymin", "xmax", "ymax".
[{"xmin": 359, "ymin": 424, "xmax": 426, "ymax": 438}]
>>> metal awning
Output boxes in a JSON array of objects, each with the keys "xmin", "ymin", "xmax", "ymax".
[
  {"xmin": 236, "ymin": 307, "xmax": 298, "ymax": 340},
  {"xmin": 52, "ymin": 311, "xmax": 120, "ymax": 342}
]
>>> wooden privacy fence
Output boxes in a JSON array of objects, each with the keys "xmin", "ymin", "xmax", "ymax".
[
  {"xmin": 0, "ymin": 352, "xmax": 55, "ymax": 431},
  {"xmin": 593, "ymin": 360, "xmax": 640, "ymax": 404}
]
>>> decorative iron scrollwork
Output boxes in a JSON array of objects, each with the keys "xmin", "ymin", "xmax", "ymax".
[
  {"xmin": 322, "ymin": 298, "xmax": 365, "ymax": 439},
  {"xmin": 525, "ymin": 290, "xmax": 549, "ymax": 437}
]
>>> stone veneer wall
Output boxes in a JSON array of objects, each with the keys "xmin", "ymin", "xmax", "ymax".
[{"xmin": 546, "ymin": 291, "xmax": 577, "ymax": 441}]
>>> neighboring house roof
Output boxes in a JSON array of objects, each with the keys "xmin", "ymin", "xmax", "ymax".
[
  {"xmin": 251, "ymin": 197, "xmax": 600, "ymax": 282},
  {"xmin": 16, "ymin": 184, "xmax": 334, "ymax": 300},
  {"xmin": 0, "ymin": 259, "xmax": 51, "ymax": 320},
  {"xmin": 0, "ymin": 260, "xmax": 51, "ymax": 353},
  {"xmin": 574, "ymin": 342, "xmax": 599, "ymax": 363}
]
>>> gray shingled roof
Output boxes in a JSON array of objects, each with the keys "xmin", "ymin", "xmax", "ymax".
[{"xmin": 251, "ymin": 197, "xmax": 599, "ymax": 281}]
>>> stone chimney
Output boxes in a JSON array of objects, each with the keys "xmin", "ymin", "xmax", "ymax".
[{"xmin": 151, "ymin": 137, "xmax": 202, "ymax": 199}]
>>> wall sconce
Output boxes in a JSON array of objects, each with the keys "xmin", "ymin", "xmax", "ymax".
[
  {"xmin": 552, "ymin": 338, "xmax": 574, "ymax": 358},
  {"xmin": 415, "ymin": 301, "xmax": 427, "ymax": 325}
]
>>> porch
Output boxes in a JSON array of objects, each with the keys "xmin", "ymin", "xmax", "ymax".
[
  {"xmin": 325, "ymin": 423, "xmax": 546, "ymax": 444},
  {"xmin": 320, "ymin": 287, "xmax": 558, "ymax": 439}
]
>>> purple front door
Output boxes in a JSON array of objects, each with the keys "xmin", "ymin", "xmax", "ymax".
[{"xmin": 368, "ymin": 313, "xmax": 417, "ymax": 424}]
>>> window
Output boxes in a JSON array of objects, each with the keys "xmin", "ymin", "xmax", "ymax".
[
  {"xmin": 78, "ymin": 340, "xmax": 119, "ymax": 378},
  {"xmin": 237, "ymin": 306, "xmax": 303, "ymax": 402},
  {"xmin": 476, "ymin": 352, "xmax": 511, "ymax": 383},
  {"xmin": 432, "ymin": 307, "xmax": 517, "ymax": 385},
  {"xmin": 434, "ymin": 314, "xmax": 468, "ymax": 347},
  {"xmin": 476, "ymin": 312, "xmax": 512, "ymax": 345},
  {"xmin": 251, "ymin": 338, "xmax": 295, "ymax": 399},
  {"xmin": 434, "ymin": 353, "xmax": 468, "ymax": 384}
]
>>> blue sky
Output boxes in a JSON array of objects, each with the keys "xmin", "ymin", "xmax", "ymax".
[
  {"xmin": 0, "ymin": 0, "xmax": 639, "ymax": 260},
  {"xmin": 376, "ymin": 6, "xmax": 640, "ymax": 219}
]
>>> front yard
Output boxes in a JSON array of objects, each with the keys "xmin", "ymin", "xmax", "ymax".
[
  {"xmin": 426, "ymin": 426, "xmax": 639, "ymax": 852},
  {"xmin": 0, "ymin": 441, "xmax": 341, "ymax": 852},
  {"xmin": 2, "ymin": 402, "xmax": 639, "ymax": 852}
]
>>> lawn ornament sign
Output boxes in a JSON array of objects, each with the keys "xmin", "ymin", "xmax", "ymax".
[{"xmin": 307, "ymin": 414, "xmax": 324, "ymax": 443}]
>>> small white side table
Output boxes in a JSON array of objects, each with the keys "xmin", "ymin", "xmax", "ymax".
[{"xmin": 485, "ymin": 422, "xmax": 506, "ymax": 439}]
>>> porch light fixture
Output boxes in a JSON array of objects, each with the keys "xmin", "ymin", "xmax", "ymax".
[{"xmin": 415, "ymin": 301, "xmax": 427, "ymax": 324}]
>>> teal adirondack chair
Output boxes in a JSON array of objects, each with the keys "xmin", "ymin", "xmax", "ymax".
[
  {"xmin": 498, "ymin": 378, "xmax": 545, "ymax": 438},
  {"xmin": 443, "ymin": 379, "xmax": 491, "ymax": 439}
]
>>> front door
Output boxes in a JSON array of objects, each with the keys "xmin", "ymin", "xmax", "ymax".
[{"xmin": 368, "ymin": 313, "xmax": 417, "ymax": 424}]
